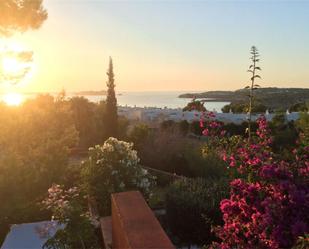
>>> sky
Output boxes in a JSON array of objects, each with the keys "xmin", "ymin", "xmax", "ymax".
[{"xmin": 2, "ymin": 0, "xmax": 309, "ymax": 92}]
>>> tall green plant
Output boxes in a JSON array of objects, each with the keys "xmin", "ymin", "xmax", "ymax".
[
  {"xmin": 245, "ymin": 46, "xmax": 261, "ymax": 140},
  {"xmin": 105, "ymin": 57, "xmax": 118, "ymax": 138}
]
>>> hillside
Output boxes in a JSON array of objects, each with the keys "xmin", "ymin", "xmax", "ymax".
[{"xmin": 179, "ymin": 87, "xmax": 309, "ymax": 110}]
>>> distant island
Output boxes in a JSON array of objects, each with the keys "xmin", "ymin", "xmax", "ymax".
[{"xmin": 179, "ymin": 87, "xmax": 309, "ymax": 110}]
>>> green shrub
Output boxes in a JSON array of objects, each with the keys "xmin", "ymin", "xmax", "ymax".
[
  {"xmin": 139, "ymin": 131, "xmax": 227, "ymax": 180},
  {"xmin": 81, "ymin": 137, "xmax": 156, "ymax": 215},
  {"xmin": 128, "ymin": 123, "xmax": 150, "ymax": 150},
  {"xmin": 185, "ymin": 148, "xmax": 227, "ymax": 179},
  {"xmin": 165, "ymin": 178, "xmax": 229, "ymax": 247}
]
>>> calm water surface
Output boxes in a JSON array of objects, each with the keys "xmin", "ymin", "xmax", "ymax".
[
  {"xmin": 2, "ymin": 91, "xmax": 229, "ymax": 113},
  {"xmin": 77, "ymin": 92, "xmax": 229, "ymax": 112}
]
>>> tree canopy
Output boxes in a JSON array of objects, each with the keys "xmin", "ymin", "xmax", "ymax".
[{"xmin": 0, "ymin": 0, "xmax": 47, "ymax": 36}]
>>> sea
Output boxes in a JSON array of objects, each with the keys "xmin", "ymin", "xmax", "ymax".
[
  {"xmin": 72, "ymin": 91, "xmax": 229, "ymax": 112},
  {"xmin": 2, "ymin": 91, "xmax": 230, "ymax": 113}
]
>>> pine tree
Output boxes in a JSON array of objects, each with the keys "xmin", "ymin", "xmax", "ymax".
[{"xmin": 105, "ymin": 57, "xmax": 118, "ymax": 138}]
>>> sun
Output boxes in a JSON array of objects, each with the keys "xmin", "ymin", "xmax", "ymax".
[
  {"xmin": 2, "ymin": 57, "xmax": 21, "ymax": 74},
  {"xmin": 3, "ymin": 92, "xmax": 23, "ymax": 106},
  {"xmin": 0, "ymin": 42, "xmax": 34, "ymax": 84}
]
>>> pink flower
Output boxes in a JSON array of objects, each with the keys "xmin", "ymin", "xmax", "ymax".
[{"xmin": 202, "ymin": 128, "xmax": 209, "ymax": 136}]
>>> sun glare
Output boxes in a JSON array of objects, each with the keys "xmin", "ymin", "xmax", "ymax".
[
  {"xmin": 2, "ymin": 57, "xmax": 21, "ymax": 74},
  {"xmin": 3, "ymin": 93, "xmax": 23, "ymax": 106},
  {"xmin": 0, "ymin": 42, "xmax": 34, "ymax": 85}
]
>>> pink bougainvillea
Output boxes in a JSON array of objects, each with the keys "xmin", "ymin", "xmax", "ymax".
[{"xmin": 203, "ymin": 115, "xmax": 309, "ymax": 249}]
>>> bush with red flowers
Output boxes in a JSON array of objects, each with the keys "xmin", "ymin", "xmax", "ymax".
[{"xmin": 201, "ymin": 114, "xmax": 309, "ymax": 249}]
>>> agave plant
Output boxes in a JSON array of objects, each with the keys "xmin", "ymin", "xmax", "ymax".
[{"xmin": 245, "ymin": 46, "xmax": 261, "ymax": 141}]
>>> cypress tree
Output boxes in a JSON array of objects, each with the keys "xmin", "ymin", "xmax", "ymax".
[{"xmin": 105, "ymin": 57, "xmax": 118, "ymax": 138}]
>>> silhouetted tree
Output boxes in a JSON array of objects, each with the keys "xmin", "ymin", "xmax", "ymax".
[
  {"xmin": 0, "ymin": 0, "xmax": 47, "ymax": 36},
  {"xmin": 245, "ymin": 46, "xmax": 261, "ymax": 140},
  {"xmin": 183, "ymin": 98, "xmax": 206, "ymax": 112},
  {"xmin": 105, "ymin": 57, "xmax": 118, "ymax": 138},
  {"xmin": 0, "ymin": 0, "xmax": 47, "ymax": 84}
]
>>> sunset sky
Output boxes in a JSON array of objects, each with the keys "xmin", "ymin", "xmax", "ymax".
[{"xmin": 2, "ymin": 0, "xmax": 309, "ymax": 93}]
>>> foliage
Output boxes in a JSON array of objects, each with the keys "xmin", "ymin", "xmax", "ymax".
[
  {"xmin": 69, "ymin": 96, "xmax": 99, "ymax": 148},
  {"xmin": 0, "ymin": 0, "xmax": 47, "ymax": 85},
  {"xmin": 105, "ymin": 57, "xmax": 118, "ymax": 138},
  {"xmin": 158, "ymin": 120, "xmax": 190, "ymax": 135},
  {"xmin": 296, "ymin": 112, "xmax": 309, "ymax": 146},
  {"xmin": 289, "ymin": 102, "xmax": 309, "ymax": 112},
  {"xmin": 0, "ymin": 50, "xmax": 34, "ymax": 84},
  {"xmin": 81, "ymin": 137, "xmax": 155, "ymax": 215},
  {"xmin": 269, "ymin": 114, "xmax": 298, "ymax": 153},
  {"xmin": 137, "ymin": 127, "xmax": 227, "ymax": 179},
  {"xmin": 190, "ymin": 148, "xmax": 227, "ymax": 179},
  {"xmin": 117, "ymin": 115, "xmax": 129, "ymax": 140},
  {"xmin": 69, "ymin": 96, "xmax": 127, "ymax": 148},
  {"xmin": 183, "ymin": 99, "xmax": 206, "ymax": 112},
  {"xmin": 0, "ymin": 95, "xmax": 78, "ymax": 243},
  {"xmin": 128, "ymin": 123, "xmax": 150, "ymax": 150},
  {"xmin": 190, "ymin": 120, "xmax": 204, "ymax": 135},
  {"xmin": 245, "ymin": 46, "xmax": 261, "ymax": 140},
  {"xmin": 160, "ymin": 120, "xmax": 176, "ymax": 131},
  {"xmin": 178, "ymin": 120, "xmax": 190, "ymax": 135},
  {"xmin": 42, "ymin": 184, "xmax": 99, "ymax": 249},
  {"xmin": 207, "ymin": 116, "xmax": 309, "ymax": 249},
  {"xmin": 166, "ymin": 178, "xmax": 229, "ymax": 247},
  {"xmin": 222, "ymin": 122, "xmax": 258, "ymax": 136},
  {"xmin": 0, "ymin": 0, "xmax": 47, "ymax": 36},
  {"xmin": 138, "ymin": 130, "xmax": 187, "ymax": 174},
  {"xmin": 221, "ymin": 102, "xmax": 267, "ymax": 114}
]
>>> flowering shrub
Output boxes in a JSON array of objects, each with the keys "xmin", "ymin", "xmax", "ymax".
[
  {"xmin": 202, "ymin": 115, "xmax": 309, "ymax": 249},
  {"xmin": 81, "ymin": 137, "xmax": 156, "ymax": 215},
  {"xmin": 42, "ymin": 184, "xmax": 99, "ymax": 249}
]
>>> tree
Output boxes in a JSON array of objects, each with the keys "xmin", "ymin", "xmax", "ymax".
[
  {"xmin": 0, "ymin": 0, "xmax": 47, "ymax": 84},
  {"xmin": 105, "ymin": 57, "xmax": 118, "ymax": 138},
  {"xmin": 0, "ymin": 95, "xmax": 78, "ymax": 243},
  {"xmin": 245, "ymin": 46, "xmax": 261, "ymax": 140},
  {"xmin": 183, "ymin": 98, "xmax": 206, "ymax": 112},
  {"xmin": 129, "ymin": 123, "xmax": 150, "ymax": 150},
  {"xmin": 0, "ymin": 0, "xmax": 47, "ymax": 36},
  {"xmin": 69, "ymin": 96, "xmax": 97, "ymax": 148}
]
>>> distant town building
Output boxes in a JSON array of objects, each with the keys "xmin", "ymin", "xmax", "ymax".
[{"xmin": 118, "ymin": 106, "xmax": 301, "ymax": 125}]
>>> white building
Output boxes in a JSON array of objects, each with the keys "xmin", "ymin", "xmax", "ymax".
[{"xmin": 118, "ymin": 106, "xmax": 301, "ymax": 124}]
